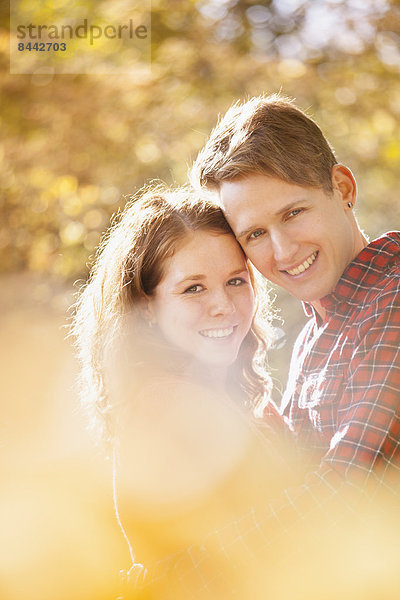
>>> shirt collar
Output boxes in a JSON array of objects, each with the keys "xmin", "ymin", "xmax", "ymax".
[{"xmin": 303, "ymin": 231, "xmax": 400, "ymax": 318}]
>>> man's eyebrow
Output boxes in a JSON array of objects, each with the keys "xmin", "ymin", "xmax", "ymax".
[
  {"xmin": 236, "ymin": 200, "xmax": 305, "ymax": 239},
  {"xmin": 236, "ymin": 225, "xmax": 258, "ymax": 240}
]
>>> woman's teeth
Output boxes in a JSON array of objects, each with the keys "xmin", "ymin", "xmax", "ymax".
[
  {"xmin": 286, "ymin": 251, "xmax": 318, "ymax": 276},
  {"xmin": 199, "ymin": 327, "xmax": 234, "ymax": 338}
]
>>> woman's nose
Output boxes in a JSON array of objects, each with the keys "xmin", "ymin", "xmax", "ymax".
[{"xmin": 208, "ymin": 289, "xmax": 236, "ymax": 317}]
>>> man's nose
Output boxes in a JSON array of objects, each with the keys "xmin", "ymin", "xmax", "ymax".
[
  {"xmin": 270, "ymin": 229, "xmax": 299, "ymax": 265},
  {"xmin": 208, "ymin": 288, "xmax": 236, "ymax": 317}
]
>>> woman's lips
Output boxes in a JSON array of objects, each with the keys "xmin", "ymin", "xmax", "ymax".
[{"xmin": 199, "ymin": 326, "xmax": 236, "ymax": 339}]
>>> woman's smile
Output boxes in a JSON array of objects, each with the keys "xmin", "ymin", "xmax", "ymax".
[{"xmin": 199, "ymin": 325, "xmax": 236, "ymax": 339}]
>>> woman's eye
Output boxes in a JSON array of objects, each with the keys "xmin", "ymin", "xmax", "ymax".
[
  {"xmin": 184, "ymin": 284, "xmax": 203, "ymax": 294},
  {"xmin": 248, "ymin": 229, "xmax": 265, "ymax": 241},
  {"xmin": 227, "ymin": 278, "xmax": 246, "ymax": 287}
]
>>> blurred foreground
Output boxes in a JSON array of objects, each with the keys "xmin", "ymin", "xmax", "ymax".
[
  {"xmin": 1, "ymin": 273, "xmax": 399, "ymax": 600},
  {"xmin": 0, "ymin": 273, "xmax": 129, "ymax": 600},
  {"xmin": 125, "ymin": 492, "xmax": 400, "ymax": 600}
]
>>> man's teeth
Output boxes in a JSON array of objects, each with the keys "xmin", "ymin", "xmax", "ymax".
[
  {"xmin": 286, "ymin": 252, "xmax": 318, "ymax": 276},
  {"xmin": 199, "ymin": 327, "xmax": 234, "ymax": 338}
]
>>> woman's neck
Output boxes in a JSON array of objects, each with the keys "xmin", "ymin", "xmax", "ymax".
[
  {"xmin": 183, "ymin": 360, "xmax": 228, "ymax": 393},
  {"xmin": 136, "ymin": 329, "xmax": 229, "ymax": 393}
]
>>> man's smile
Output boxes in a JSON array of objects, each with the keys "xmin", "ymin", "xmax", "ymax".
[{"xmin": 282, "ymin": 251, "xmax": 319, "ymax": 276}]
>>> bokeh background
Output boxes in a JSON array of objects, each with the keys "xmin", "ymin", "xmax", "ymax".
[{"xmin": 1, "ymin": 1, "xmax": 400, "ymax": 598}]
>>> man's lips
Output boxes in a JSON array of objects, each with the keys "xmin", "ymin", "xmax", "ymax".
[{"xmin": 281, "ymin": 251, "xmax": 319, "ymax": 276}]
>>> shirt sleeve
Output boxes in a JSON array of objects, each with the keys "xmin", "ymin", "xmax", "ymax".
[{"xmin": 321, "ymin": 285, "xmax": 400, "ymax": 487}]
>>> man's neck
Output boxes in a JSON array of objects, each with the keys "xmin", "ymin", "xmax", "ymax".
[
  {"xmin": 310, "ymin": 231, "xmax": 369, "ymax": 321},
  {"xmin": 310, "ymin": 299, "xmax": 326, "ymax": 321}
]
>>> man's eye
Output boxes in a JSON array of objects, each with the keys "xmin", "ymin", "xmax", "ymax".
[
  {"xmin": 287, "ymin": 208, "xmax": 302, "ymax": 219},
  {"xmin": 248, "ymin": 229, "xmax": 265, "ymax": 240},
  {"xmin": 184, "ymin": 284, "xmax": 203, "ymax": 294},
  {"xmin": 227, "ymin": 277, "xmax": 246, "ymax": 286}
]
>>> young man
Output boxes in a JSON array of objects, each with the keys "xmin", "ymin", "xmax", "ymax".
[
  {"xmin": 192, "ymin": 93, "xmax": 400, "ymax": 493},
  {"xmin": 132, "ymin": 95, "xmax": 400, "ymax": 597}
]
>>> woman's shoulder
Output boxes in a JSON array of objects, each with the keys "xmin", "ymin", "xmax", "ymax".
[
  {"xmin": 140, "ymin": 373, "xmax": 207, "ymax": 398},
  {"xmin": 119, "ymin": 371, "xmax": 234, "ymax": 443},
  {"xmin": 132, "ymin": 373, "xmax": 223, "ymax": 415},
  {"xmin": 116, "ymin": 374, "xmax": 257, "ymax": 510}
]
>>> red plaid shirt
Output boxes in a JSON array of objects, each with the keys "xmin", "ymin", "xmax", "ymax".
[
  {"xmin": 130, "ymin": 232, "xmax": 400, "ymax": 597},
  {"xmin": 281, "ymin": 231, "xmax": 400, "ymax": 488}
]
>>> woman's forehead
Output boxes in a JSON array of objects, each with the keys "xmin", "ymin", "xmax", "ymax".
[{"xmin": 159, "ymin": 230, "xmax": 247, "ymax": 285}]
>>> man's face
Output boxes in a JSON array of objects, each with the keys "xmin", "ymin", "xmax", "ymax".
[{"xmin": 219, "ymin": 170, "xmax": 366, "ymax": 311}]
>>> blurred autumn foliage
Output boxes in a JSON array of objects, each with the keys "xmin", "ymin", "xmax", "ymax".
[
  {"xmin": 1, "ymin": 5, "xmax": 400, "ymax": 598},
  {"xmin": 1, "ymin": 0, "xmax": 399, "ymax": 397},
  {"xmin": 1, "ymin": 0, "xmax": 399, "ymax": 281}
]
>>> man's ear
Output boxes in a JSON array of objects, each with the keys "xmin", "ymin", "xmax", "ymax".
[{"xmin": 331, "ymin": 164, "xmax": 357, "ymax": 208}]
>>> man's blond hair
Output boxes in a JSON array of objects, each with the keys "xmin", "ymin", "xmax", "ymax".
[{"xmin": 191, "ymin": 93, "xmax": 338, "ymax": 192}]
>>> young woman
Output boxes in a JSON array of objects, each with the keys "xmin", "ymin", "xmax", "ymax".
[{"xmin": 72, "ymin": 185, "xmax": 290, "ymax": 596}]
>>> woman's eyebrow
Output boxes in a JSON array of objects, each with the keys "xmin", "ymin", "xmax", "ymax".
[
  {"xmin": 176, "ymin": 267, "xmax": 247, "ymax": 286},
  {"xmin": 175, "ymin": 274, "xmax": 204, "ymax": 286},
  {"xmin": 228, "ymin": 268, "xmax": 249, "ymax": 277}
]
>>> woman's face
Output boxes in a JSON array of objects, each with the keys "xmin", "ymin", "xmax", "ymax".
[{"xmin": 147, "ymin": 230, "xmax": 255, "ymax": 368}]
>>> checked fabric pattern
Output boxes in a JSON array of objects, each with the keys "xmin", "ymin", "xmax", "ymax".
[{"xmin": 282, "ymin": 231, "xmax": 400, "ymax": 489}]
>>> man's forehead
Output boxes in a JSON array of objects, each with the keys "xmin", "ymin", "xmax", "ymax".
[
  {"xmin": 218, "ymin": 177, "xmax": 261, "ymax": 211},
  {"xmin": 218, "ymin": 187, "xmax": 265, "ymax": 236},
  {"xmin": 219, "ymin": 176, "xmax": 278, "ymax": 215},
  {"xmin": 219, "ymin": 174, "xmax": 314, "ymax": 211}
]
